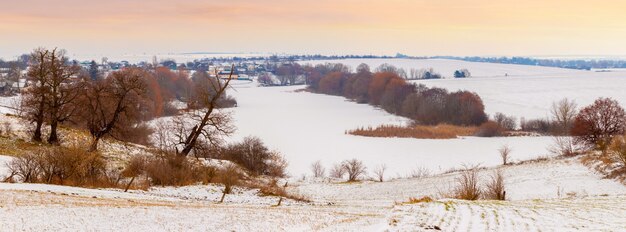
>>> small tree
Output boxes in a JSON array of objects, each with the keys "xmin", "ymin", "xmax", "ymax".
[
  {"xmin": 342, "ymin": 159, "xmax": 367, "ymax": 182},
  {"xmin": 310, "ymin": 160, "xmax": 325, "ymax": 178},
  {"xmin": 218, "ymin": 164, "xmax": 240, "ymax": 203},
  {"xmin": 121, "ymin": 155, "xmax": 147, "ymax": 192},
  {"xmin": 329, "ymin": 163, "xmax": 345, "ymax": 179},
  {"xmin": 373, "ymin": 164, "xmax": 387, "ymax": 182},
  {"xmin": 571, "ymin": 98, "xmax": 626, "ymax": 151},
  {"xmin": 551, "ymin": 98, "xmax": 577, "ymax": 135},
  {"xmin": 498, "ymin": 145, "xmax": 512, "ymax": 165}
]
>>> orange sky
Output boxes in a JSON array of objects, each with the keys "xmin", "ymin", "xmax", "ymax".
[{"xmin": 2, "ymin": 0, "xmax": 626, "ymax": 59}]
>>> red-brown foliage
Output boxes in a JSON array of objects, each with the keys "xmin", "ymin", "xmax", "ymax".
[{"xmin": 571, "ymin": 98, "xmax": 626, "ymax": 150}]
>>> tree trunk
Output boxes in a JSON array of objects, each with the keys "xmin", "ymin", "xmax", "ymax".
[
  {"xmin": 47, "ymin": 121, "xmax": 59, "ymax": 145},
  {"xmin": 220, "ymin": 192, "xmax": 226, "ymax": 203},
  {"xmin": 32, "ymin": 121, "xmax": 43, "ymax": 142},
  {"xmin": 124, "ymin": 176, "xmax": 135, "ymax": 192},
  {"xmin": 88, "ymin": 136, "xmax": 101, "ymax": 152}
]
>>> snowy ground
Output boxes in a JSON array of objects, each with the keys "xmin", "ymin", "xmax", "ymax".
[{"xmin": 1, "ymin": 154, "xmax": 624, "ymax": 231}]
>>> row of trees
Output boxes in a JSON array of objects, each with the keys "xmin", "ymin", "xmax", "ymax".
[
  {"xmin": 21, "ymin": 48, "xmax": 236, "ymax": 156},
  {"xmin": 306, "ymin": 63, "xmax": 487, "ymax": 126}
]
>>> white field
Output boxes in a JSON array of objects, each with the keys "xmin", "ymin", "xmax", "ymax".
[
  {"xmin": 302, "ymin": 58, "xmax": 626, "ymax": 119},
  {"xmin": 227, "ymin": 82, "xmax": 554, "ymax": 177}
]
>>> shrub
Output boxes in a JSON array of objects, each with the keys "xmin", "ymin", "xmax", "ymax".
[
  {"xmin": 453, "ymin": 166, "xmax": 481, "ymax": 200},
  {"xmin": 310, "ymin": 160, "xmax": 325, "ymax": 178},
  {"xmin": 144, "ymin": 153, "xmax": 196, "ymax": 186},
  {"xmin": 342, "ymin": 159, "xmax": 367, "ymax": 182},
  {"xmin": 121, "ymin": 155, "xmax": 148, "ymax": 192},
  {"xmin": 484, "ymin": 170, "xmax": 506, "ymax": 200},
  {"xmin": 548, "ymin": 136, "xmax": 586, "ymax": 157},
  {"xmin": 221, "ymin": 136, "xmax": 287, "ymax": 177},
  {"xmin": 329, "ymin": 163, "xmax": 345, "ymax": 179},
  {"xmin": 493, "ymin": 112, "xmax": 516, "ymax": 130},
  {"xmin": 498, "ymin": 145, "xmax": 512, "ymax": 165},
  {"xmin": 520, "ymin": 118, "xmax": 553, "ymax": 134},
  {"xmin": 474, "ymin": 121, "xmax": 505, "ymax": 137},
  {"xmin": 408, "ymin": 166, "xmax": 431, "ymax": 179},
  {"xmin": 373, "ymin": 164, "xmax": 387, "ymax": 182},
  {"xmin": 8, "ymin": 147, "xmax": 110, "ymax": 187},
  {"xmin": 217, "ymin": 164, "xmax": 241, "ymax": 203},
  {"xmin": 610, "ymin": 135, "xmax": 626, "ymax": 167}
]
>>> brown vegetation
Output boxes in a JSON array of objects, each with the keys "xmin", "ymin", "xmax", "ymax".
[
  {"xmin": 571, "ymin": 97, "xmax": 626, "ymax": 151},
  {"xmin": 347, "ymin": 124, "xmax": 477, "ymax": 139}
]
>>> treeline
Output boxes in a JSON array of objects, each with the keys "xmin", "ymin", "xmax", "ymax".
[
  {"xmin": 20, "ymin": 48, "xmax": 236, "ymax": 151},
  {"xmin": 305, "ymin": 63, "xmax": 487, "ymax": 126},
  {"xmin": 436, "ymin": 56, "xmax": 626, "ymax": 70}
]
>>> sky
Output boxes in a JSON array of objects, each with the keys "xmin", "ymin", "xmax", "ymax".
[{"xmin": 2, "ymin": 0, "xmax": 626, "ymax": 60}]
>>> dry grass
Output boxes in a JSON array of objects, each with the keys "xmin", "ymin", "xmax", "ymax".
[
  {"xmin": 402, "ymin": 196, "xmax": 434, "ymax": 204},
  {"xmin": 347, "ymin": 124, "xmax": 477, "ymax": 139}
]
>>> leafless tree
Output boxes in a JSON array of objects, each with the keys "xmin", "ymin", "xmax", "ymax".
[
  {"xmin": 342, "ymin": 159, "xmax": 367, "ymax": 182},
  {"xmin": 310, "ymin": 160, "xmax": 325, "ymax": 178},
  {"xmin": 498, "ymin": 145, "xmax": 512, "ymax": 165},
  {"xmin": 373, "ymin": 164, "xmax": 387, "ymax": 182},
  {"xmin": 23, "ymin": 48, "xmax": 50, "ymax": 142},
  {"xmin": 177, "ymin": 66, "xmax": 234, "ymax": 156},
  {"xmin": 551, "ymin": 98, "xmax": 577, "ymax": 135},
  {"xmin": 548, "ymin": 136, "xmax": 586, "ymax": 157},
  {"xmin": 80, "ymin": 68, "xmax": 148, "ymax": 151},
  {"xmin": 329, "ymin": 163, "xmax": 345, "ymax": 179},
  {"xmin": 44, "ymin": 48, "xmax": 80, "ymax": 145}
]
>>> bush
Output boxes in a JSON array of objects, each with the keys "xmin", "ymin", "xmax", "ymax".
[
  {"xmin": 493, "ymin": 112, "xmax": 516, "ymax": 130},
  {"xmin": 8, "ymin": 147, "xmax": 111, "ymax": 187},
  {"xmin": 610, "ymin": 135, "xmax": 626, "ymax": 167},
  {"xmin": 453, "ymin": 166, "xmax": 481, "ymax": 200},
  {"xmin": 484, "ymin": 170, "xmax": 506, "ymax": 200},
  {"xmin": 217, "ymin": 164, "xmax": 241, "ymax": 203},
  {"xmin": 144, "ymin": 153, "xmax": 196, "ymax": 186},
  {"xmin": 342, "ymin": 159, "xmax": 367, "ymax": 182},
  {"xmin": 221, "ymin": 136, "xmax": 287, "ymax": 177},
  {"xmin": 548, "ymin": 137, "xmax": 586, "ymax": 157},
  {"xmin": 329, "ymin": 163, "xmax": 345, "ymax": 179},
  {"xmin": 520, "ymin": 118, "xmax": 553, "ymax": 134},
  {"xmin": 474, "ymin": 121, "xmax": 505, "ymax": 137},
  {"xmin": 499, "ymin": 145, "xmax": 511, "ymax": 165},
  {"xmin": 310, "ymin": 160, "xmax": 325, "ymax": 178}
]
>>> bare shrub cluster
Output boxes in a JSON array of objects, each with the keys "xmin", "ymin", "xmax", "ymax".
[
  {"xmin": 220, "ymin": 136, "xmax": 287, "ymax": 178},
  {"xmin": 451, "ymin": 166, "xmax": 507, "ymax": 201},
  {"xmin": 7, "ymin": 147, "xmax": 114, "ymax": 187},
  {"xmin": 474, "ymin": 121, "xmax": 505, "ymax": 137}
]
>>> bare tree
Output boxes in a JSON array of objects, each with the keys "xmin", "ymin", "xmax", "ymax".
[
  {"xmin": 329, "ymin": 163, "xmax": 345, "ymax": 179},
  {"xmin": 80, "ymin": 68, "xmax": 148, "ymax": 151},
  {"xmin": 498, "ymin": 145, "xmax": 512, "ymax": 165},
  {"xmin": 310, "ymin": 160, "xmax": 325, "ymax": 178},
  {"xmin": 551, "ymin": 98, "xmax": 577, "ymax": 135},
  {"xmin": 373, "ymin": 164, "xmax": 387, "ymax": 182},
  {"xmin": 45, "ymin": 48, "xmax": 80, "ymax": 145},
  {"xmin": 548, "ymin": 136, "xmax": 585, "ymax": 157},
  {"xmin": 178, "ymin": 66, "xmax": 234, "ymax": 156},
  {"xmin": 342, "ymin": 159, "xmax": 367, "ymax": 182},
  {"xmin": 23, "ymin": 48, "xmax": 50, "ymax": 142}
]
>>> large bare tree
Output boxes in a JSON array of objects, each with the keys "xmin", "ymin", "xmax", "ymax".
[
  {"xmin": 177, "ymin": 66, "xmax": 234, "ymax": 156},
  {"xmin": 80, "ymin": 68, "xmax": 148, "ymax": 151},
  {"xmin": 45, "ymin": 48, "xmax": 80, "ymax": 145},
  {"xmin": 23, "ymin": 48, "xmax": 50, "ymax": 142}
]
